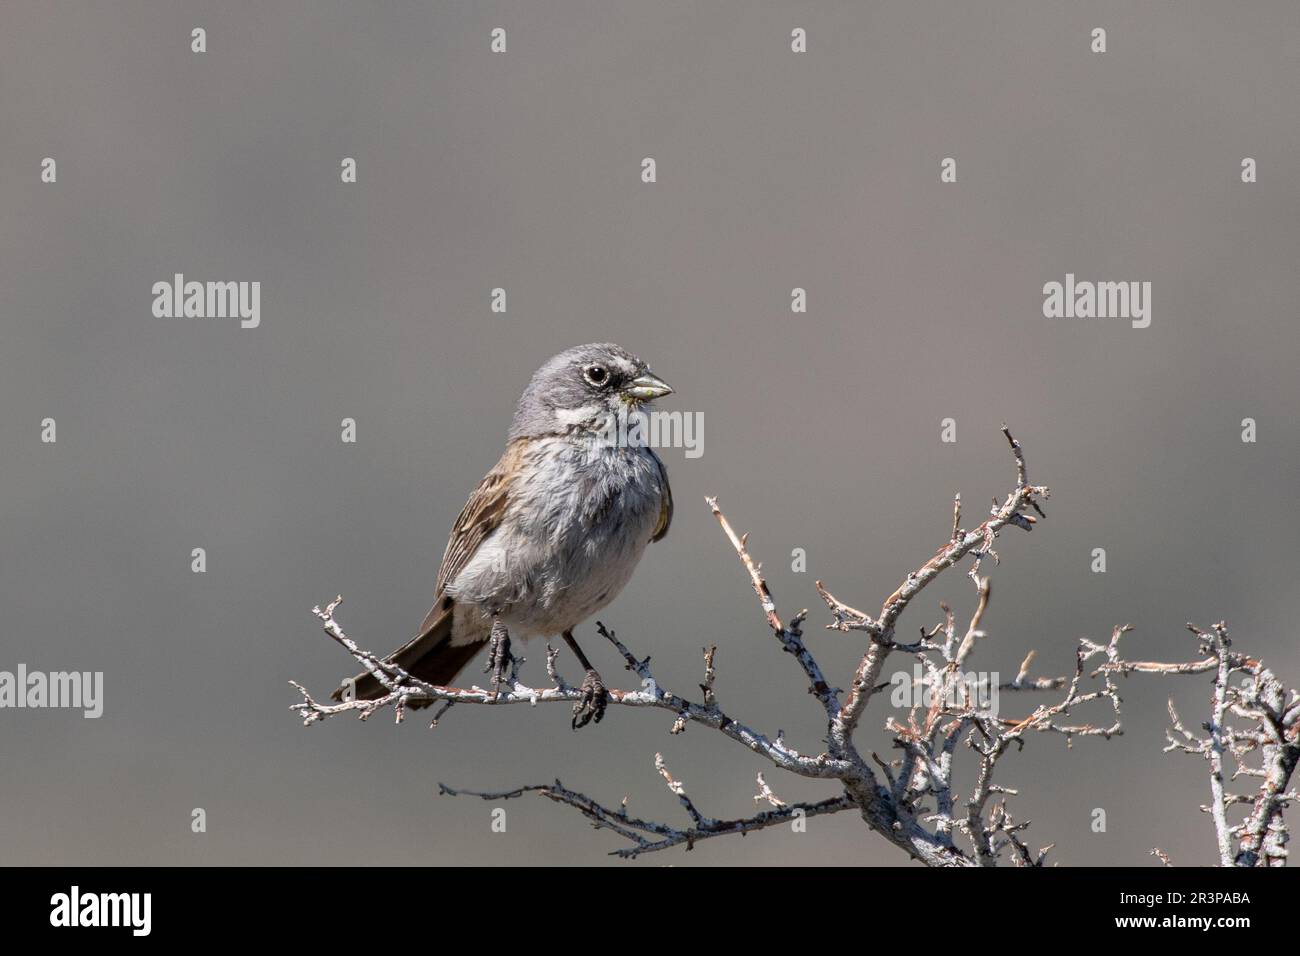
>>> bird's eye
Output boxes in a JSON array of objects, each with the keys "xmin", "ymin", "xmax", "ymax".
[{"xmin": 583, "ymin": 365, "xmax": 609, "ymax": 387}]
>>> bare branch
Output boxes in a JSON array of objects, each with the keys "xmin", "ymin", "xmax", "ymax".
[
  {"xmin": 826, "ymin": 425, "xmax": 1050, "ymax": 754},
  {"xmin": 292, "ymin": 427, "xmax": 1295, "ymax": 867},
  {"xmin": 438, "ymin": 778, "xmax": 856, "ymax": 859},
  {"xmin": 707, "ymin": 497, "xmax": 840, "ymax": 722}
]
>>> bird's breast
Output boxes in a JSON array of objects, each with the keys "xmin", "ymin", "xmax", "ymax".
[{"xmin": 448, "ymin": 436, "xmax": 667, "ymax": 637}]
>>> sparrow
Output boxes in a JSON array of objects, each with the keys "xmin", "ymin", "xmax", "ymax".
[{"xmin": 332, "ymin": 343, "xmax": 674, "ymax": 728}]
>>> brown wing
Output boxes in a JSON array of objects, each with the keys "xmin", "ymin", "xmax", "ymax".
[
  {"xmin": 432, "ymin": 440, "xmax": 524, "ymax": 600},
  {"xmin": 651, "ymin": 450, "xmax": 672, "ymax": 542},
  {"xmin": 330, "ymin": 444, "xmax": 523, "ymax": 705}
]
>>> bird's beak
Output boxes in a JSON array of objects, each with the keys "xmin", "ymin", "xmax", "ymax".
[{"xmin": 624, "ymin": 372, "xmax": 674, "ymax": 401}]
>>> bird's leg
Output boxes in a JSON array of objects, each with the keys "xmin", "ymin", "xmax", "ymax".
[
  {"xmin": 563, "ymin": 630, "xmax": 607, "ymax": 729},
  {"xmin": 483, "ymin": 617, "xmax": 514, "ymax": 699}
]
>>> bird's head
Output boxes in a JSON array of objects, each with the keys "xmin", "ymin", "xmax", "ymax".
[{"xmin": 509, "ymin": 343, "xmax": 674, "ymax": 440}]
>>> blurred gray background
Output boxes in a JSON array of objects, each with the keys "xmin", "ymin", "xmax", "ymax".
[{"xmin": 2, "ymin": 1, "xmax": 1297, "ymax": 866}]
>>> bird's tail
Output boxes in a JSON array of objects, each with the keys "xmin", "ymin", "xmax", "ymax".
[{"xmin": 330, "ymin": 598, "xmax": 485, "ymax": 710}]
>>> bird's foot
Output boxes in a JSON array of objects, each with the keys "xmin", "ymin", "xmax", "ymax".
[
  {"xmin": 484, "ymin": 621, "xmax": 514, "ymax": 699},
  {"xmin": 572, "ymin": 669, "xmax": 608, "ymax": 730}
]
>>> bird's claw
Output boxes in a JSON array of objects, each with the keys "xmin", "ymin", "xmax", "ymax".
[
  {"xmin": 572, "ymin": 669, "xmax": 607, "ymax": 730},
  {"xmin": 484, "ymin": 622, "xmax": 514, "ymax": 699}
]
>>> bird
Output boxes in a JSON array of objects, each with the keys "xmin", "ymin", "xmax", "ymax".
[{"xmin": 332, "ymin": 343, "xmax": 674, "ymax": 728}]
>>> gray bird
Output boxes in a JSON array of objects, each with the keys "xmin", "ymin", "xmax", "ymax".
[{"xmin": 333, "ymin": 343, "xmax": 674, "ymax": 728}]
